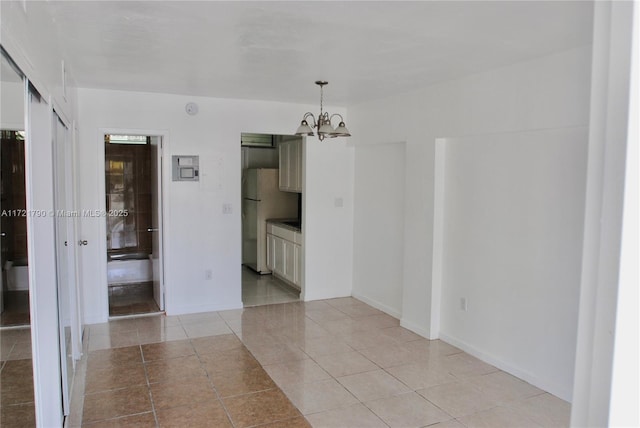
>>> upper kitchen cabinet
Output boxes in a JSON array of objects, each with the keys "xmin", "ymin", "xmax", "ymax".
[{"xmin": 278, "ymin": 136, "xmax": 302, "ymax": 193}]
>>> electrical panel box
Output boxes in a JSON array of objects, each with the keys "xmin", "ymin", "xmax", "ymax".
[{"xmin": 172, "ymin": 155, "xmax": 199, "ymax": 181}]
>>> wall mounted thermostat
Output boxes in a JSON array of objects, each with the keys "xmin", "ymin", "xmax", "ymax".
[{"xmin": 172, "ymin": 155, "xmax": 199, "ymax": 181}]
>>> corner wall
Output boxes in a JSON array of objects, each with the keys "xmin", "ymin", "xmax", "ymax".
[{"xmin": 348, "ymin": 45, "xmax": 592, "ymax": 399}]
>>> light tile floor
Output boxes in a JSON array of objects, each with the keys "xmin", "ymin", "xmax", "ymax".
[
  {"xmin": 242, "ymin": 266, "xmax": 300, "ymax": 307},
  {"xmin": 68, "ymin": 298, "xmax": 571, "ymax": 427}
]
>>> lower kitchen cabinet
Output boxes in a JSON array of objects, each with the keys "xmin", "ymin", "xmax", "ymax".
[{"xmin": 267, "ymin": 223, "xmax": 301, "ymax": 289}]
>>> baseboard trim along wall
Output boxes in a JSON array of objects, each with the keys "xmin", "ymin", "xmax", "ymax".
[
  {"xmin": 351, "ymin": 292, "xmax": 402, "ymax": 320},
  {"xmin": 439, "ymin": 332, "xmax": 572, "ymax": 402}
]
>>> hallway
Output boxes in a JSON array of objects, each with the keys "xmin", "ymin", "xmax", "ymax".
[{"xmin": 68, "ymin": 298, "xmax": 570, "ymax": 427}]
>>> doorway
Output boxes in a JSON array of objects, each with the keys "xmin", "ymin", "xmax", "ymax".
[
  {"xmin": 240, "ymin": 133, "xmax": 302, "ymax": 306},
  {"xmin": 104, "ymin": 134, "xmax": 164, "ymax": 316}
]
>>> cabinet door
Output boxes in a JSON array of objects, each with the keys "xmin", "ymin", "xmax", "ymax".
[
  {"xmin": 266, "ymin": 234, "xmax": 275, "ymax": 271},
  {"xmin": 273, "ymin": 236, "xmax": 285, "ymax": 276},
  {"xmin": 283, "ymin": 239, "xmax": 295, "ymax": 282},
  {"xmin": 289, "ymin": 141, "xmax": 300, "ymax": 192},
  {"xmin": 293, "ymin": 244, "xmax": 301, "ymax": 286},
  {"xmin": 278, "ymin": 143, "xmax": 289, "ymax": 190}
]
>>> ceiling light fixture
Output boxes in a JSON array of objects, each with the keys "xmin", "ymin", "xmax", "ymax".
[{"xmin": 295, "ymin": 81, "xmax": 351, "ymax": 141}]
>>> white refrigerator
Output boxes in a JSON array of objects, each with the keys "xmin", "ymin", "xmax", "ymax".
[{"xmin": 242, "ymin": 168, "xmax": 298, "ymax": 273}]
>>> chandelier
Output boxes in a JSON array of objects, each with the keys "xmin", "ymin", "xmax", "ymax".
[{"xmin": 295, "ymin": 81, "xmax": 351, "ymax": 141}]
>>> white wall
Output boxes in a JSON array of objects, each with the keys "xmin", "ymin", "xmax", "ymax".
[
  {"xmin": 0, "ymin": 81, "xmax": 24, "ymax": 129},
  {"xmin": 571, "ymin": 1, "xmax": 638, "ymax": 426},
  {"xmin": 76, "ymin": 88, "xmax": 353, "ymax": 322},
  {"xmin": 440, "ymin": 129, "xmax": 586, "ymax": 401},
  {"xmin": 0, "ymin": 1, "xmax": 76, "ymax": 122},
  {"xmin": 352, "ymin": 142, "xmax": 405, "ymax": 317},
  {"xmin": 348, "ymin": 45, "xmax": 592, "ymax": 399},
  {"xmin": 304, "ymin": 138, "xmax": 355, "ymax": 301}
]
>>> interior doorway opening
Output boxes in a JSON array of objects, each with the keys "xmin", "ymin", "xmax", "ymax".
[
  {"xmin": 240, "ymin": 133, "xmax": 302, "ymax": 307},
  {"xmin": 104, "ymin": 134, "xmax": 164, "ymax": 317}
]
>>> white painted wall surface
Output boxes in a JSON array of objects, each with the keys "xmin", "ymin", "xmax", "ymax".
[
  {"xmin": 352, "ymin": 143, "xmax": 405, "ymax": 317},
  {"xmin": 76, "ymin": 88, "xmax": 353, "ymax": 322},
  {"xmin": 0, "ymin": 1, "xmax": 76, "ymax": 122},
  {"xmin": 303, "ymin": 138, "xmax": 355, "ymax": 301},
  {"xmin": 440, "ymin": 129, "xmax": 587, "ymax": 401},
  {"xmin": 348, "ymin": 46, "xmax": 592, "ymax": 399},
  {"xmin": 0, "ymin": 81, "xmax": 24, "ymax": 129}
]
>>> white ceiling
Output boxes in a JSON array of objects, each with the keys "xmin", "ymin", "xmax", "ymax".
[{"xmin": 48, "ymin": 1, "xmax": 594, "ymax": 106}]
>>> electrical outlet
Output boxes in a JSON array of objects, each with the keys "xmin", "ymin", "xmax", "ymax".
[
  {"xmin": 205, "ymin": 269, "xmax": 213, "ymax": 280},
  {"xmin": 222, "ymin": 203, "xmax": 232, "ymax": 214},
  {"xmin": 334, "ymin": 197, "xmax": 343, "ymax": 208},
  {"xmin": 460, "ymin": 297, "xmax": 468, "ymax": 311}
]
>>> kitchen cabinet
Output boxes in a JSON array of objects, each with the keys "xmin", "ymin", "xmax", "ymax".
[
  {"xmin": 266, "ymin": 222, "xmax": 302, "ymax": 289},
  {"xmin": 278, "ymin": 138, "xmax": 302, "ymax": 193}
]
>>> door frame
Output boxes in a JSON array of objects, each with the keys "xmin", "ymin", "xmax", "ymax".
[{"xmin": 97, "ymin": 128, "xmax": 168, "ymax": 318}]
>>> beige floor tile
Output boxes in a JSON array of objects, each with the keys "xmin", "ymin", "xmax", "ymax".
[
  {"xmin": 443, "ymin": 352, "xmax": 499, "ymax": 378},
  {"xmin": 281, "ymin": 378, "xmax": 359, "ymax": 415},
  {"xmin": 304, "ymin": 308, "xmax": 352, "ymax": 324},
  {"xmin": 137, "ymin": 326, "xmax": 188, "ymax": 344},
  {"xmin": 177, "ymin": 311, "xmax": 223, "ymax": 325},
  {"xmin": 145, "ymin": 354, "xmax": 207, "ymax": 383},
  {"xmin": 141, "ymin": 339, "xmax": 195, "ymax": 361},
  {"xmin": 85, "ymin": 363, "xmax": 147, "ymax": 394},
  {"xmin": 0, "ymin": 402, "xmax": 36, "ymax": 427},
  {"xmin": 6, "ymin": 341, "xmax": 32, "ymax": 360},
  {"xmin": 88, "ymin": 331, "xmax": 140, "ymax": 351},
  {"xmin": 508, "ymin": 393, "xmax": 571, "ymax": 427},
  {"xmin": 337, "ymin": 369, "xmax": 411, "ymax": 402},
  {"xmin": 150, "ymin": 376, "xmax": 217, "ymax": 410},
  {"xmin": 340, "ymin": 330, "xmax": 402, "ymax": 350},
  {"xmin": 260, "ymin": 416, "xmax": 312, "ymax": 427},
  {"xmin": 467, "ymin": 370, "xmax": 543, "ymax": 403},
  {"xmin": 264, "ymin": 359, "xmax": 332, "ymax": 387},
  {"xmin": 88, "ymin": 319, "xmax": 138, "ymax": 335},
  {"xmin": 357, "ymin": 343, "xmax": 419, "ymax": 368},
  {"xmin": 428, "ymin": 419, "xmax": 467, "ymax": 428},
  {"xmin": 190, "ymin": 333, "xmax": 243, "ymax": 355},
  {"xmin": 87, "ymin": 346, "xmax": 143, "ymax": 370},
  {"xmin": 314, "ymin": 351, "xmax": 379, "ymax": 378},
  {"xmin": 156, "ymin": 399, "xmax": 232, "ymax": 427},
  {"xmin": 210, "ymin": 365, "xmax": 276, "ymax": 397},
  {"xmin": 379, "ymin": 326, "xmax": 423, "ymax": 343},
  {"xmin": 365, "ymin": 392, "xmax": 451, "ymax": 428},
  {"xmin": 332, "ymin": 303, "xmax": 385, "ymax": 318},
  {"xmin": 82, "ymin": 385, "xmax": 152, "ymax": 424},
  {"xmin": 199, "ymin": 347, "xmax": 261, "ymax": 375},
  {"xmin": 306, "ymin": 403, "xmax": 388, "ymax": 428},
  {"xmin": 404, "ymin": 339, "xmax": 462, "ymax": 356},
  {"xmin": 182, "ymin": 320, "xmax": 232, "ymax": 338},
  {"xmin": 386, "ymin": 362, "xmax": 456, "ymax": 390},
  {"xmin": 417, "ymin": 380, "xmax": 500, "ymax": 417},
  {"xmin": 298, "ymin": 336, "xmax": 354, "ymax": 358},
  {"xmin": 457, "ymin": 405, "xmax": 542, "ymax": 428},
  {"xmin": 249, "ymin": 342, "xmax": 310, "ymax": 366},
  {"xmin": 223, "ymin": 388, "xmax": 301, "ymax": 428},
  {"xmin": 354, "ymin": 313, "xmax": 400, "ymax": 330},
  {"xmin": 82, "ymin": 412, "xmax": 156, "ymax": 427}
]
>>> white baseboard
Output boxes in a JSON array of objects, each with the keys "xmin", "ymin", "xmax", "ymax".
[
  {"xmin": 439, "ymin": 332, "xmax": 572, "ymax": 402},
  {"xmin": 400, "ymin": 318, "xmax": 433, "ymax": 339},
  {"xmin": 351, "ymin": 292, "xmax": 402, "ymax": 319}
]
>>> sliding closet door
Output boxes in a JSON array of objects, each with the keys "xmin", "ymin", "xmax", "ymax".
[
  {"xmin": 26, "ymin": 85, "xmax": 64, "ymax": 426},
  {"xmin": 53, "ymin": 111, "xmax": 78, "ymax": 415}
]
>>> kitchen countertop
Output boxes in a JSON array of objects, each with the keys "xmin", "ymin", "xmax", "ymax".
[{"xmin": 267, "ymin": 218, "xmax": 301, "ymax": 232}]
